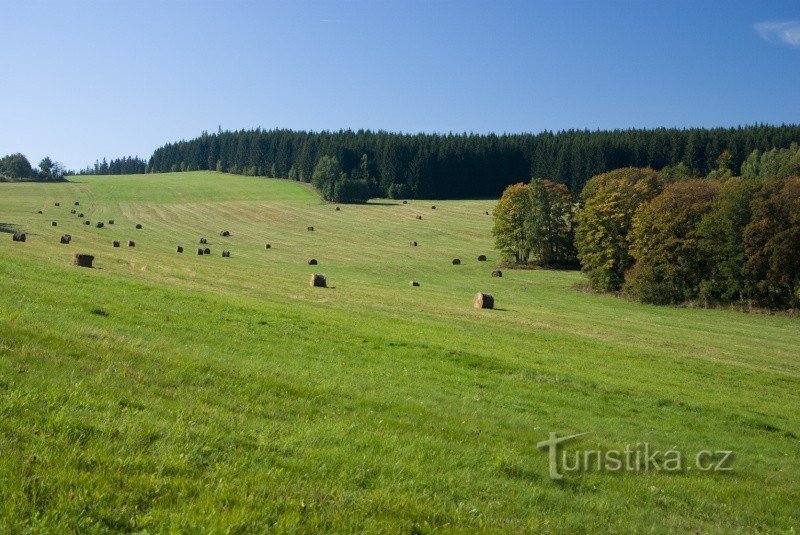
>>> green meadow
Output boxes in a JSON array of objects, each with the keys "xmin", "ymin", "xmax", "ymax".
[{"xmin": 0, "ymin": 171, "xmax": 798, "ymax": 533}]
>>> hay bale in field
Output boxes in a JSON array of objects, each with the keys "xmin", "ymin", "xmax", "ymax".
[
  {"xmin": 112, "ymin": 240, "xmax": 120, "ymax": 247},
  {"xmin": 70, "ymin": 209, "xmax": 76, "ymax": 214},
  {"xmin": 176, "ymin": 246, "xmax": 183, "ymax": 253},
  {"xmin": 431, "ymin": 205, "xmax": 436, "ymax": 209},
  {"xmin": 51, "ymin": 221, "xmax": 57, "ymax": 226},
  {"xmin": 135, "ymin": 224, "xmax": 142, "ymax": 229},
  {"xmin": 485, "ymin": 211, "xmax": 490, "ymax": 215},
  {"xmin": 307, "ymin": 226, "xmax": 314, "ymax": 231},
  {"xmin": 403, "ymin": 200, "xmax": 408, "ymax": 204},
  {"xmin": 96, "ymin": 222, "xmax": 104, "ymax": 228},
  {"xmin": 199, "ymin": 237, "xmax": 207, "ymax": 244},
  {"xmin": 474, "ymin": 293, "xmax": 494, "ymax": 309},
  {"xmin": 410, "ymin": 281, "xmax": 420, "ymax": 287},
  {"xmin": 409, "ymin": 241, "xmax": 418, "ymax": 247},
  {"xmin": 310, "ymin": 274, "xmax": 326, "ymax": 287},
  {"xmin": 308, "ymin": 258, "xmax": 318, "ymax": 265},
  {"xmin": 78, "ymin": 213, "xmax": 84, "ymax": 218},
  {"xmin": 108, "ymin": 220, "xmax": 114, "ymax": 225},
  {"xmin": 197, "ymin": 248, "xmax": 204, "ymax": 255},
  {"xmin": 477, "ymin": 254, "xmax": 487, "ymax": 261},
  {"xmin": 74, "ymin": 201, "xmax": 80, "ymax": 206},
  {"xmin": 72, "ymin": 253, "xmax": 94, "ymax": 268},
  {"xmin": 491, "ymin": 270, "xmax": 502, "ymax": 277},
  {"xmin": 127, "ymin": 240, "xmax": 135, "ymax": 247},
  {"xmin": 222, "ymin": 251, "xmax": 230, "ymax": 257},
  {"xmin": 204, "ymin": 247, "xmax": 211, "ymax": 255},
  {"xmin": 452, "ymin": 258, "xmax": 461, "ymax": 265},
  {"xmin": 37, "ymin": 210, "xmax": 43, "ymax": 214},
  {"xmin": 265, "ymin": 243, "xmax": 272, "ymax": 249},
  {"xmin": 12, "ymin": 232, "xmax": 26, "ymax": 242},
  {"xmin": 84, "ymin": 220, "xmax": 90, "ymax": 225},
  {"xmin": 335, "ymin": 206, "xmax": 340, "ymax": 211},
  {"xmin": 54, "ymin": 202, "xmax": 60, "ymax": 207},
  {"xmin": 416, "ymin": 215, "xmax": 423, "ymax": 220},
  {"xmin": 60, "ymin": 235, "xmax": 71, "ymax": 244},
  {"xmin": 220, "ymin": 230, "xmax": 230, "ymax": 237}
]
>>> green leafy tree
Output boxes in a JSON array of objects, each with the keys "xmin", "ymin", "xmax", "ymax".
[
  {"xmin": 312, "ymin": 156, "xmax": 343, "ymax": 200},
  {"xmin": 526, "ymin": 179, "xmax": 577, "ymax": 266},
  {"xmin": 743, "ymin": 176, "xmax": 800, "ymax": 308},
  {"xmin": 706, "ymin": 150, "xmax": 734, "ymax": 181},
  {"xmin": 696, "ymin": 177, "xmax": 761, "ymax": 303},
  {"xmin": 574, "ymin": 168, "xmax": 661, "ymax": 291},
  {"xmin": 492, "ymin": 183, "xmax": 533, "ymax": 263},
  {"xmin": 0, "ymin": 153, "xmax": 34, "ymax": 179},
  {"xmin": 624, "ymin": 179, "xmax": 721, "ymax": 304}
]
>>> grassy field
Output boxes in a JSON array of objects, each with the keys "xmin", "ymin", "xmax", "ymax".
[{"xmin": 0, "ymin": 171, "xmax": 798, "ymax": 533}]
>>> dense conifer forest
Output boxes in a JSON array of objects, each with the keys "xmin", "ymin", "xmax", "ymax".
[{"xmin": 146, "ymin": 125, "xmax": 800, "ymax": 198}]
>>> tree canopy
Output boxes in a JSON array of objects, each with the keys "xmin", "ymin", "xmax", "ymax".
[{"xmin": 146, "ymin": 125, "xmax": 800, "ymax": 199}]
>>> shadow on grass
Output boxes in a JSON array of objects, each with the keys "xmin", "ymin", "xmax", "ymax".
[{"xmin": 0, "ymin": 222, "xmax": 21, "ymax": 234}]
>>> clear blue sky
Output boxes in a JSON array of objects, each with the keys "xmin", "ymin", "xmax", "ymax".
[{"xmin": 2, "ymin": 0, "xmax": 799, "ymax": 170}]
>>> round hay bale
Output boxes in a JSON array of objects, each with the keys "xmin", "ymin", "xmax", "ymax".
[
  {"xmin": 474, "ymin": 293, "xmax": 494, "ymax": 309},
  {"xmin": 200, "ymin": 237, "xmax": 207, "ymax": 244},
  {"xmin": 12, "ymin": 232, "xmax": 26, "ymax": 242},
  {"xmin": 310, "ymin": 274, "xmax": 326, "ymax": 287},
  {"xmin": 452, "ymin": 258, "xmax": 461, "ymax": 265},
  {"xmin": 204, "ymin": 247, "xmax": 211, "ymax": 255},
  {"xmin": 37, "ymin": 210, "xmax": 43, "ymax": 214},
  {"xmin": 416, "ymin": 215, "xmax": 423, "ymax": 220},
  {"xmin": 60, "ymin": 235, "xmax": 71, "ymax": 244},
  {"xmin": 112, "ymin": 240, "xmax": 120, "ymax": 247},
  {"xmin": 222, "ymin": 251, "xmax": 230, "ymax": 257},
  {"xmin": 220, "ymin": 230, "xmax": 230, "ymax": 237},
  {"xmin": 84, "ymin": 220, "xmax": 91, "ymax": 225},
  {"xmin": 72, "ymin": 253, "xmax": 94, "ymax": 268},
  {"xmin": 54, "ymin": 202, "xmax": 60, "ymax": 207},
  {"xmin": 176, "ymin": 246, "xmax": 183, "ymax": 253},
  {"xmin": 308, "ymin": 258, "xmax": 318, "ymax": 265},
  {"xmin": 127, "ymin": 240, "xmax": 135, "ymax": 247},
  {"xmin": 491, "ymin": 270, "xmax": 503, "ymax": 277},
  {"xmin": 135, "ymin": 224, "xmax": 142, "ymax": 229},
  {"xmin": 402, "ymin": 200, "xmax": 408, "ymax": 204},
  {"xmin": 485, "ymin": 211, "xmax": 490, "ymax": 215},
  {"xmin": 307, "ymin": 226, "xmax": 314, "ymax": 231},
  {"xmin": 108, "ymin": 220, "xmax": 114, "ymax": 225},
  {"xmin": 335, "ymin": 206, "xmax": 340, "ymax": 211},
  {"xmin": 74, "ymin": 201, "xmax": 80, "ymax": 206},
  {"xmin": 410, "ymin": 241, "xmax": 418, "ymax": 247},
  {"xmin": 410, "ymin": 281, "xmax": 420, "ymax": 287},
  {"xmin": 96, "ymin": 222, "xmax": 104, "ymax": 228},
  {"xmin": 477, "ymin": 254, "xmax": 487, "ymax": 261},
  {"xmin": 197, "ymin": 248, "xmax": 204, "ymax": 255},
  {"xmin": 78, "ymin": 213, "xmax": 84, "ymax": 218},
  {"xmin": 431, "ymin": 205, "xmax": 436, "ymax": 210},
  {"xmin": 265, "ymin": 243, "xmax": 272, "ymax": 249},
  {"xmin": 70, "ymin": 209, "xmax": 76, "ymax": 214},
  {"xmin": 51, "ymin": 221, "xmax": 57, "ymax": 226}
]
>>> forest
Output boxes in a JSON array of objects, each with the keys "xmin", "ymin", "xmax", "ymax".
[
  {"xmin": 146, "ymin": 124, "xmax": 800, "ymax": 198},
  {"xmin": 493, "ymin": 144, "xmax": 800, "ymax": 310},
  {"xmin": 75, "ymin": 156, "xmax": 147, "ymax": 175}
]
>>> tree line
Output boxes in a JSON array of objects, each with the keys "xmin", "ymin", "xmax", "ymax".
[
  {"xmin": 493, "ymin": 144, "xmax": 800, "ymax": 310},
  {"xmin": 0, "ymin": 153, "xmax": 65, "ymax": 182},
  {"xmin": 146, "ymin": 125, "xmax": 800, "ymax": 199},
  {"xmin": 76, "ymin": 156, "xmax": 147, "ymax": 175}
]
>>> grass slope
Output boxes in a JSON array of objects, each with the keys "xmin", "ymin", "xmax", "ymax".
[{"xmin": 0, "ymin": 171, "xmax": 798, "ymax": 533}]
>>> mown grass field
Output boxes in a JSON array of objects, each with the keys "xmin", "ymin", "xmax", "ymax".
[{"xmin": 0, "ymin": 171, "xmax": 798, "ymax": 533}]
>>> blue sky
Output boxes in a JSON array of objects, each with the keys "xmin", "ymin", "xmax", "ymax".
[{"xmin": 2, "ymin": 0, "xmax": 799, "ymax": 170}]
